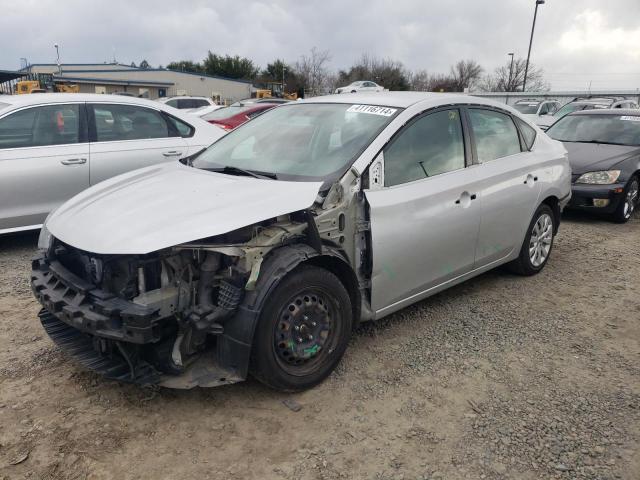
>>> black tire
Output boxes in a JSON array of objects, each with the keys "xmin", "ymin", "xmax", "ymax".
[
  {"xmin": 250, "ymin": 265, "xmax": 353, "ymax": 392},
  {"xmin": 612, "ymin": 175, "xmax": 639, "ymax": 223},
  {"xmin": 506, "ymin": 204, "xmax": 556, "ymax": 276}
]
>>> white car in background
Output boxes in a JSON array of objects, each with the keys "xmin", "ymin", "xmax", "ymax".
[
  {"xmin": 334, "ymin": 81, "xmax": 386, "ymax": 94},
  {"xmin": 511, "ymin": 99, "xmax": 561, "ymax": 127},
  {"xmin": 158, "ymin": 96, "xmax": 216, "ymax": 110},
  {"xmin": 0, "ymin": 93, "xmax": 224, "ymax": 233},
  {"xmin": 187, "ymin": 104, "xmax": 224, "ymax": 117}
]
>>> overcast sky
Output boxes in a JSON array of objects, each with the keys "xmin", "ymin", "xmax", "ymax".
[{"xmin": 2, "ymin": 0, "xmax": 640, "ymax": 90}]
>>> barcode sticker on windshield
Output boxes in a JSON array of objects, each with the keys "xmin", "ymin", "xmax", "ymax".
[
  {"xmin": 620, "ymin": 115, "xmax": 640, "ymax": 121},
  {"xmin": 347, "ymin": 105, "xmax": 397, "ymax": 116}
]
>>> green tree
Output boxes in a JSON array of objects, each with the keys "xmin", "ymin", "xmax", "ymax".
[
  {"xmin": 202, "ymin": 52, "xmax": 259, "ymax": 80},
  {"xmin": 338, "ymin": 54, "xmax": 410, "ymax": 91}
]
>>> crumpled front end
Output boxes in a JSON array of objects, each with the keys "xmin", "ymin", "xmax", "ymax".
[{"xmin": 31, "ymin": 219, "xmax": 306, "ymax": 388}]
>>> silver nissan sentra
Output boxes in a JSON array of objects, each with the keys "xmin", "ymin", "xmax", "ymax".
[{"xmin": 32, "ymin": 92, "xmax": 571, "ymax": 391}]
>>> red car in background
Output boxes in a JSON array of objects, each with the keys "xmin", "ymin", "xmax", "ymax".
[{"xmin": 202, "ymin": 103, "xmax": 279, "ymax": 130}]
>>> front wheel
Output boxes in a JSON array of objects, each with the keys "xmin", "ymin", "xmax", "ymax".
[
  {"xmin": 250, "ymin": 265, "xmax": 353, "ymax": 391},
  {"xmin": 612, "ymin": 176, "xmax": 638, "ymax": 223},
  {"xmin": 507, "ymin": 204, "xmax": 555, "ymax": 276}
]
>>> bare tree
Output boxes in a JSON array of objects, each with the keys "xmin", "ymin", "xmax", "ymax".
[
  {"xmin": 449, "ymin": 60, "xmax": 483, "ymax": 92},
  {"xmin": 293, "ymin": 47, "xmax": 332, "ymax": 97},
  {"xmin": 408, "ymin": 69, "xmax": 431, "ymax": 91},
  {"xmin": 481, "ymin": 57, "xmax": 549, "ymax": 92}
]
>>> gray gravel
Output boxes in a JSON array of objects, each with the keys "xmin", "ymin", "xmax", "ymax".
[{"xmin": 0, "ymin": 210, "xmax": 639, "ymax": 480}]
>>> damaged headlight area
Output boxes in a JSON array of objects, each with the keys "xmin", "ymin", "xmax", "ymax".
[{"xmin": 31, "ymin": 215, "xmax": 308, "ymax": 389}]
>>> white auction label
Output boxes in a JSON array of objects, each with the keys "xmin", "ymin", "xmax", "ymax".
[{"xmin": 347, "ymin": 105, "xmax": 397, "ymax": 116}]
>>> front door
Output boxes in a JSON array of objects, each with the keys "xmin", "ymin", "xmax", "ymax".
[
  {"xmin": 365, "ymin": 108, "xmax": 481, "ymax": 314},
  {"xmin": 0, "ymin": 103, "xmax": 89, "ymax": 231},
  {"xmin": 466, "ymin": 108, "xmax": 542, "ymax": 266},
  {"xmin": 88, "ymin": 103, "xmax": 187, "ymax": 185}
]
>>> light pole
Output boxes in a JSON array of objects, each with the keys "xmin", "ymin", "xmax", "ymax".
[
  {"xmin": 507, "ymin": 53, "xmax": 515, "ymax": 92},
  {"xmin": 523, "ymin": 0, "xmax": 544, "ymax": 92},
  {"xmin": 54, "ymin": 43, "xmax": 62, "ymax": 74},
  {"xmin": 282, "ymin": 64, "xmax": 287, "ymax": 97}
]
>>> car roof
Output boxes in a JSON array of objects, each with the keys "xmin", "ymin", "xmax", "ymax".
[
  {"xmin": 299, "ymin": 91, "xmax": 503, "ymax": 109},
  {"xmin": 0, "ymin": 93, "xmax": 168, "ymax": 110},
  {"xmin": 568, "ymin": 108, "xmax": 640, "ymax": 116},
  {"xmin": 159, "ymin": 96, "xmax": 210, "ymax": 101}
]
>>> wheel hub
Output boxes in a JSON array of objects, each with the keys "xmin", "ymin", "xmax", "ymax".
[
  {"xmin": 529, "ymin": 213, "xmax": 553, "ymax": 267},
  {"xmin": 275, "ymin": 292, "xmax": 332, "ymax": 366}
]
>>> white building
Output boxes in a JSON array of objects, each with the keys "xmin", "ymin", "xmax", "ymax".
[{"xmin": 23, "ymin": 63, "xmax": 253, "ymax": 103}]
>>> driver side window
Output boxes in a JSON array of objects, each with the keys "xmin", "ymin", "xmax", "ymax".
[{"xmin": 383, "ymin": 109, "xmax": 465, "ymax": 187}]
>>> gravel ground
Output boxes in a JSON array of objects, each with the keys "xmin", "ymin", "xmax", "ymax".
[{"xmin": 0, "ymin": 210, "xmax": 638, "ymax": 480}]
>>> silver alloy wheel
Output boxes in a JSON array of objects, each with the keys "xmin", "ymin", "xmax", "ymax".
[
  {"xmin": 623, "ymin": 179, "xmax": 639, "ymax": 219},
  {"xmin": 529, "ymin": 213, "xmax": 553, "ymax": 267}
]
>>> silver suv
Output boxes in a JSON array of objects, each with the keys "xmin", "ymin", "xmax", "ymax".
[{"xmin": 32, "ymin": 92, "xmax": 571, "ymax": 391}]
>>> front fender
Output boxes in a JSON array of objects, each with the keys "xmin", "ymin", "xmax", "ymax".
[{"xmin": 217, "ymin": 244, "xmax": 354, "ymax": 379}]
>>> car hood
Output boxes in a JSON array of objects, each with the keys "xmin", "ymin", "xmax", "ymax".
[
  {"xmin": 46, "ymin": 162, "xmax": 322, "ymax": 255},
  {"xmin": 562, "ymin": 142, "xmax": 640, "ymax": 175}
]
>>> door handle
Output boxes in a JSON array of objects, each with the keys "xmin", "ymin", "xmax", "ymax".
[
  {"xmin": 455, "ymin": 192, "xmax": 477, "ymax": 205},
  {"xmin": 60, "ymin": 158, "xmax": 87, "ymax": 165},
  {"xmin": 524, "ymin": 174, "xmax": 539, "ymax": 184},
  {"xmin": 162, "ymin": 151, "xmax": 183, "ymax": 157}
]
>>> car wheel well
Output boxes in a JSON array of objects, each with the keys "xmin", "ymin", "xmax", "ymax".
[
  {"xmin": 303, "ymin": 255, "xmax": 361, "ymax": 326},
  {"xmin": 541, "ymin": 195, "xmax": 560, "ymax": 233}
]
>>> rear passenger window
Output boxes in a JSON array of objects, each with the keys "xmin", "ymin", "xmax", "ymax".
[
  {"xmin": 469, "ymin": 109, "xmax": 521, "ymax": 162},
  {"xmin": 0, "ymin": 104, "xmax": 80, "ymax": 149},
  {"xmin": 515, "ymin": 117, "xmax": 537, "ymax": 150},
  {"xmin": 191, "ymin": 99, "xmax": 209, "ymax": 108},
  {"xmin": 92, "ymin": 104, "xmax": 170, "ymax": 141},
  {"xmin": 165, "ymin": 99, "xmax": 179, "ymax": 108},
  {"xmin": 384, "ymin": 109, "xmax": 465, "ymax": 187}
]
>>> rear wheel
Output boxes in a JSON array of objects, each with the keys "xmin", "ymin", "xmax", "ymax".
[
  {"xmin": 250, "ymin": 265, "xmax": 352, "ymax": 391},
  {"xmin": 507, "ymin": 204, "xmax": 555, "ymax": 276},
  {"xmin": 612, "ymin": 176, "xmax": 638, "ymax": 223}
]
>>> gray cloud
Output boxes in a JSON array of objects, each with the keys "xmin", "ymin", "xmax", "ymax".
[{"xmin": 2, "ymin": 0, "xmax": 640, "ymax": 90}]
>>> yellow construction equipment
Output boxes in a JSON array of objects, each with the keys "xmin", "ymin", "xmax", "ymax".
[
  {"xmin": 254, "ymin": 85, "xmax": 297, "ymax": 101},
  {"xmin": 16, "ymin": 79, "xmax": 79, "ymax": 94},
  {"xmin": 16, "ymin": 80, "xmax": 43, "ymax": 94},
  {"xmin": 55, "ymin": 83, "xmax": 80, "ymax": 93}
]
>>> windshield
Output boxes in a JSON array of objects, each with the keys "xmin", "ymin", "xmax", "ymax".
[
  {"xmin": 202, "ymin": 106, "xmax": 252, "ymax": 121},
  {"xmin": 193, "ymin": 103, "xmax": 400, "ymax": 180},
  {"xmin": 547, "ymin": 114, "xmax": 640, "ymax": 146},
  {"xmin": 513, "ymin": 103, "xmax": 539, "ymax": 115},
  {"xmin": 554, "ymin": 103, "xmax": 589, "ymax": 118}
]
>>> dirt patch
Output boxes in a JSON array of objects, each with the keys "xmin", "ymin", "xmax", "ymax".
[{"xmin": 1, "ymin": 211, "xmax": 639, "ymax": 480}]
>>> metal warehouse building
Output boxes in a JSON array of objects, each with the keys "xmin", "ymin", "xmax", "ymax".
[{"xmin": 22, "ymin": 63, "xmax": 253, "ymax": 103}]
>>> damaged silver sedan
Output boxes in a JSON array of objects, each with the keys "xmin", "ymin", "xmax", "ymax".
[{"xmin": 31, "ymin": 93, "xmax": 571, "ymax": 391}]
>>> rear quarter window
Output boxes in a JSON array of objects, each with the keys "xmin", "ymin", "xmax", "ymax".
[{"xmin": 515, "ymin": 117, "xmax": 537, "ymax": 150}]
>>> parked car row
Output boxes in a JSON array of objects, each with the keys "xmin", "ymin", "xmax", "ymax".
[
  {"xmin": 531, "ymin": 96, "xmax": 639, "ymax": 130},
  {"xmin": 2, "ymin": 90, "xmax": 636, "ymax": 393},
  {"xmin": 0, "ymin": 94, "xmax": 223, "ymax": 233}
]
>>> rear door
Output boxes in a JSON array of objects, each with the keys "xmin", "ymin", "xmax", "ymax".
[
  {"xmin": 365, "ymin": 108, "xmax": 482, "ymax": 315},
  {"xmin": 0, "ymin": 103, "xmax": 89, "ymax": 231},
  {"xmin": 466, "ymin": 107, "xmax": 542, "ymax": 267},
  {"xmin": 87, "ymin": 103, "xmax": 188, "ymax": 185}
]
